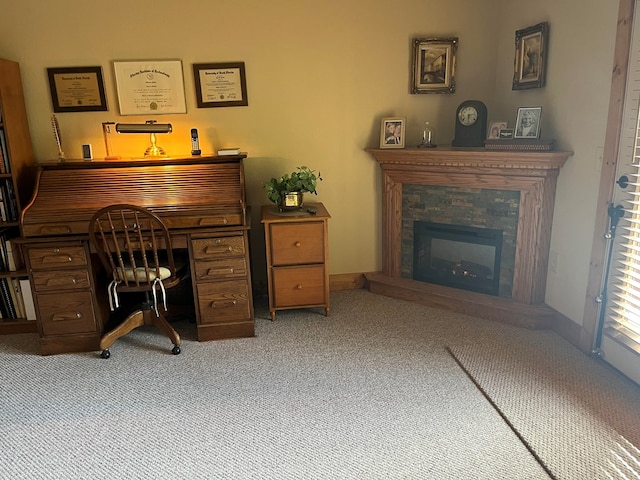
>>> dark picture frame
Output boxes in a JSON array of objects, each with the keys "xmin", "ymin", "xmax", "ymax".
[
  {"xmin": 193, "ymin": 62, "xmax": 248, "ymax": 108},
  {"xmin": 512, "ymin": 22, "xmax": 549, "ymax": 90},
  {"xmin": 47, "ymin": 66, "xmax": 107, "ymax": 113},
  {"xmin": 380, "ymin": 117, "xmax": 406, "ymax": 148},
  {"xmin": 411, "ymin": 37, "xmax": 457, "ymax": 94},
  {"xmin": 514, "ymin": 106, "xmax": 542, "ymax": 138}
]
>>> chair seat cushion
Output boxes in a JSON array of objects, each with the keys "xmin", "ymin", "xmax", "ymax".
[{"xmin": 117, "ymin": 266, "xmax": 172, "ymax": 282}]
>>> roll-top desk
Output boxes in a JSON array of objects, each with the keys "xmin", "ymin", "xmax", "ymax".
[{"xmin": 20, "ymin": 154, "xmax": 255, "ymax": 355}]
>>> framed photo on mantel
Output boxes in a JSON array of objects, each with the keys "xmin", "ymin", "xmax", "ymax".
[{"xmin": 380, "ymin": 117, "xmax": 406, "ymax": 148}]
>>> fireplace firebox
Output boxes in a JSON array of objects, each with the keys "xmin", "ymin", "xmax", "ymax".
[{"xmin": 413, "ymin": 221, "xmax": 503, "ymax": 296}]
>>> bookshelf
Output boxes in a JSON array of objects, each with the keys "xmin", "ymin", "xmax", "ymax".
[{"xmin": 0, "ymin": 58, "xmax": 36, "ymax": 334}]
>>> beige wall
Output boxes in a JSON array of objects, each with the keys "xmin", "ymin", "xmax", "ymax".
[{"xmin": 0, "ymin": 0, "xmax": 619, "ymax": 327}]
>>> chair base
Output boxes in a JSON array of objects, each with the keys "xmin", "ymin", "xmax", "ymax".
[{"xmin": 99, "ymin": 307, "xmax": 181, "ymax": 358}]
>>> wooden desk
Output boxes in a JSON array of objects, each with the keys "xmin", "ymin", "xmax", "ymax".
[{"xmin": 20, "ymin": 155, "xmax": 255, "ymax": 355}]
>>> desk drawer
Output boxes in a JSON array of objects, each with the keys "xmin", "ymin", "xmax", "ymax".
[
  {"xmin": 197, "ymin": 280, "xmax": 251, "ymax": 324},
  {"xmin": 272, "ymin": 265, "xmax": 326, "ymax": 307},
  {"xmin": 27, "ymin": 245, "xmax": 88, "ymax": 270},
  {"xmin": 192, "ymin": 235, "xmax": 245, "ymax": 260},
  {"xmin": 32, "ymin": 269, "xmax": 91, "ymax": 292},
  {"xmin": 194, "ymin": 257, "xmax": 248, "ymax": 282},
  {"xmin": 37, "ymin": 291, "xmax": 98, "ymax": 336},
  {"xmin": 270, "ymin": 222, "xmax": 324, "ymax": 265}
]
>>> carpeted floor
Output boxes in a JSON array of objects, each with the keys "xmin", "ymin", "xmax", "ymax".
[{"xmin": 0, "ymin": 289, "xmax": 639, "ymax": 479}]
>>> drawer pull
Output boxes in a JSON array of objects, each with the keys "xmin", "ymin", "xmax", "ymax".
[
  {"xmin": 46, "ymin": 277, "xmax": 78, "ymax": 286},
  {"xmin": 204, "ymin": 245, "xmax": 233, "ymax": 254},
  {"xmin": 51, "ymin": 312, "xmax": 82, "ymax": 322},
  {"xmin": 295, "ymin": 241, "xmax": 301, "ymax": 247},
  {"xmin": 206, "ymin": 267, "xmax": 235, "ymax": 276},
  {"xmin": 42, "ymin": 255, "xmax": 74, "ymax": 264},
  {"xmin": 210, "ymin": 299, "xmax": 237, "ymax": 308},
  {"xmin": 296, "ymin": 284, "xmax": 303, "ymax": 290}
]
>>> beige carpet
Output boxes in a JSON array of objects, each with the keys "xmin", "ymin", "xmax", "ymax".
[{"xmin": 0, "ymin": 289, "xmax": 638, "ymax": 479}]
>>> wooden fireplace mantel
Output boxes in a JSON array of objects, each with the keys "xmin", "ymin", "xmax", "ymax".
[{"xmin": 366, "ymin": 147, "xmax": 573, "ymax": 328}]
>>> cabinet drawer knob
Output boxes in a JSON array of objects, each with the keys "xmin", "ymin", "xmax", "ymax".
[
  {"xmin": 295, "ymin": 241, "xmax": 301, "ymax": 247},
  {"xmin": 296, "ymin": 284, "xmax": 303, "ymax": 290}
]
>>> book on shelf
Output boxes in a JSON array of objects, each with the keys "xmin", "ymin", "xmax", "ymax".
[
  {"xmin": 484, "ymin": 138, "xmax": 556, "ymax": 151},
  {"xmin": 217, "ymin": 147, "xmax": 241, "ymax": 156},
  {"xmin": 4, "ymin": 239, "xmax": 23, "ymax": 271},
  {"xmin": 0, "ymin": 129, "xmax": 9, "ymax": 173},
  {"xmin": 10, "ymin": 278, "xmax": 25, "ymax": 319},
  {"xmin": 0, "ymin": 277, "xmax": 16, "ymax": 319},
  {"xmin": 19, "ymin": 278, "xmax": 37, "ymax": 321}
]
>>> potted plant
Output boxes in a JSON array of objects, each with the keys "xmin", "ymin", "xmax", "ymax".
[{"xmin": 264, "ymin": 166, "xmax": 322, "ymax": 210}]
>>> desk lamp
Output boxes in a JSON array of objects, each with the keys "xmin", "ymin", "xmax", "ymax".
[{"xmin": 115, "ymin": 120, "xmax": 173, "ymax": 158}]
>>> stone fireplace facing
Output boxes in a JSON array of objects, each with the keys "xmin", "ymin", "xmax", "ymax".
[{"xmin": 366, "ymin": 147, "xmax": 572, "ymax": 328}]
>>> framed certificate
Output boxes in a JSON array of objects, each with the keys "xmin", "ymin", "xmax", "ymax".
[
  {"xmin": 47, "ymin": 66, "xmax": 108, "ymax": 113},
  {"xmin": 193, "ymin": 62, "xmax": 248, "ymax": 108},
  {"xmin": 113, "ymin": 60, "xmax": 187, "ymax": 115}
]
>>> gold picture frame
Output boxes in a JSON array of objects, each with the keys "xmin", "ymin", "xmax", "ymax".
[
  {"xmin": 512, "ymin": 22, "xmax": 549, "ymax": 90},
  {"xmin": 380, "ymin": 117, "xmax": 406, "ymax": 148},
  {"xmin": 411, "ymin": 37, "xmax": 457, "ymax": 94}
]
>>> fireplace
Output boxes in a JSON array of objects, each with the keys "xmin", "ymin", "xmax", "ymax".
[
  {"xmin": 366, "ymin": 147, "xmax": 572, "ymax": 328},
  {"xmin": 413, "ymin": 221, "xmax": 502, "ymax": 296}
]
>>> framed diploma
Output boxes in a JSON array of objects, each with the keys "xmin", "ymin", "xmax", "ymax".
[
  {"xmin": 47, "ymin": 66, "xmax": 108, "ymax": 113},
  {"xmin": 112, "ymin": 60, "xmax": 187, "ymax": 115},
  {"xmin": 193, "ymin": 62, "xmax": 248, "ymax": 108}
]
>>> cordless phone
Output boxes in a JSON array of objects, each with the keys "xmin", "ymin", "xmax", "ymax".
[{"xmin": 191, "ymin": 128, "xmax": 201, "ymax": 155}]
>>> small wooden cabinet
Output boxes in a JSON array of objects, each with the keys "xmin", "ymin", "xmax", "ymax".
[{"xmin": 261, "ymin": 202, "xmax": 330, "ymax": 320}]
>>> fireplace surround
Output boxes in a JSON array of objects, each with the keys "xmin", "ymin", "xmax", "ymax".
[{"xmin": 366, "ymin": 147, "xmax": 572, "ymax": 328}]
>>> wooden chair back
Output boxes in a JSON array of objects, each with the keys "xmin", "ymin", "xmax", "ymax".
[{"xmin": 88, "ymin": 204, "xmax": 179, "ymax": 293}]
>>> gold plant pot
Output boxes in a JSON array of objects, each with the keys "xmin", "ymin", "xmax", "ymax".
[{"xmin": 279, "ymin": 192, "xmax": 304, "ymax": 211}]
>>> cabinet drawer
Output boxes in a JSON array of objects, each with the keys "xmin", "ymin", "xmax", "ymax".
[
  {"xmin": 270, "ymin": 222, "xmax": 324, "ymax": 265},
  {"xmin": 197, "ymin": 279, "xmax": 251, "ymax": 324},
  {"xmin": 194, "ymin": 257, "xmax": 247, "ymax": 282},
  {"xmin": 191, "ymin": 236, "xmax": 245, "ymax": 260},
  {"xmin": 37, "ymin": 291, "xmax": 98, "ymax": 336},
  {"xmin": 272, "ymin": 265, "xmax": 326, "ymax": 307},
  {"xmin": 27, "ymin": 245, "xmax": 88, "ymax": 270},
  {"xmin": 32, "ymin": 269, "xmax": 91, "ymax": 292}
]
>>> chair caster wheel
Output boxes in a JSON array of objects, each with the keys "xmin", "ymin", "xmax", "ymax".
[
  {"xmin": 172, "ymin": 345, "xmax": 181, "ymax": 355},
  {"xmin": 100, "ymin": 349, "xmax": 111, "ymax": 359}
]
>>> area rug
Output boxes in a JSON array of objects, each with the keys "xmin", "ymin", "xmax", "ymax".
[{"xmin": 447, "ymin": 335, "xmax": 640, "ymax": 480}]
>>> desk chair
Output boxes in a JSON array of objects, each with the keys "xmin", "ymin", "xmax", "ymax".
[{"xmin": 89, "ymin": 204, "xmax": 182, "ymax": 359}]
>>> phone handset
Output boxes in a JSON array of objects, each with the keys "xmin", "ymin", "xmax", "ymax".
[{"xmin": 191, "ymin": 128, "xmax": 201, "ymax": 155}]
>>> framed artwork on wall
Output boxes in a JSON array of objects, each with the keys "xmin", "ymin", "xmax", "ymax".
[
  {"xmin": 512, "ymin": 22, "xmax": 549, "ymax": 90},
  {"xmin": 193, "ymin": 62, "xmax": 248, "ymax": 108},
  {"xmin": 411, "ymin": 37, "xmax": 457, "ymax": 94},
  {"xmin": 47, "ymin": 66, "xmax": 108, "ymax": 113},
  {"xmin": 514, "ymin": 106, "xmax": 542, "ymax": 138},
  {"xmin": 380, "ymin": 117, "xmax": 406, "ymax": 148},
  {"xmin": 112, "ymin": 60, "xmax": 187, "ymax": 115}
]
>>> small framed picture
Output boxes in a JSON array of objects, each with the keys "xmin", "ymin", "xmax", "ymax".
[
  {"xmin": 380, "ymin": 117, "xmax": 406, "ymax": 148},
  {"xmin": 487, "ymin": 121, "xmax": 508, "ymax": 139},
  {"xmin": 512, "ymin": 22, "xmax": 549, "ymax": 90},
  {"xmin": 410, "ymin": 37, "xmax": 457, "ymax": 94},
  {"xmin": 498, "ymin": 128, "xmax": 514, "ymax": 139},
  {"xmin": 514, "ymin": 107, "xmax": 542, "ymax": 138}
]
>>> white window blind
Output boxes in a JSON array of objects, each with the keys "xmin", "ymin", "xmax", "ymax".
[{"xmin": 606, "ymin": 117, "xmax": 640, "ymax": 356}]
